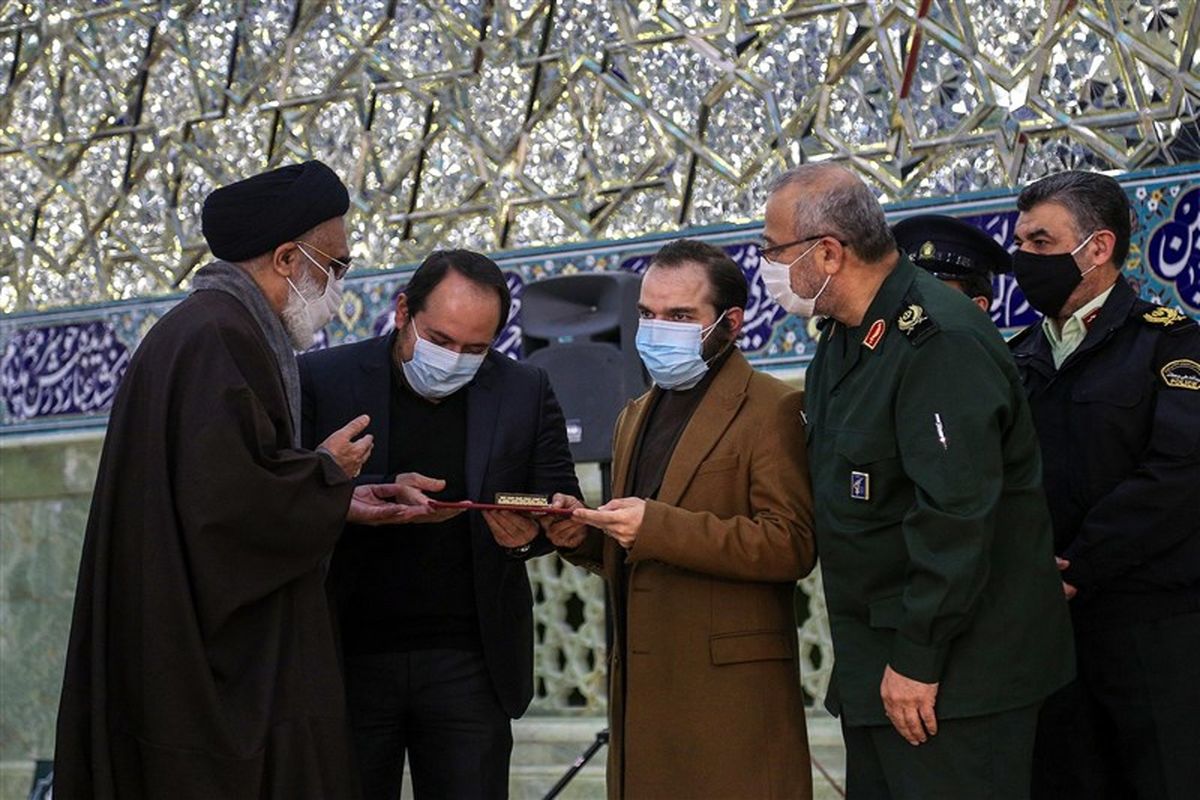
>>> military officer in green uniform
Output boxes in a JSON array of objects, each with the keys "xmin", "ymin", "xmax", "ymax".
[{"xmin": 758, "ymin": 164, "xmax": 1074, "ymax": 799}]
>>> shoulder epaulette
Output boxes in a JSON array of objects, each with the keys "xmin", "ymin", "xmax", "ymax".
[
  {"xmin": 897, "ymin": 301, "xmax": 939, "ymax": 346},
  {"xmin": 1141, "ymin": 305, "xmax": 1197, "ymax": 334}
]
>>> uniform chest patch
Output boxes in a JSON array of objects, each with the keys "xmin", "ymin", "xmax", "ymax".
[
  {"xmin": 1161, "ymin": 359, "xmax": 1200, "ymax": 390},
  {"xmin": 850, "ymin": 471, "xmax": 870, "ymax": 501}
]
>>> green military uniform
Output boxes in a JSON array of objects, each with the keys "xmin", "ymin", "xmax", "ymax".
[{"xmin": 804, "ymin": 256, "xmax": 1075, "ymax": 798}]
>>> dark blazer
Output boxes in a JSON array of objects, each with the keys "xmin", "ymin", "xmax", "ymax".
[{"xmin": 298, "ymin": 334, "xmax": 581, "ymax": 718}]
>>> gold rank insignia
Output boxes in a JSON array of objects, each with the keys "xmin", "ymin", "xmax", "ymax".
[
  {"xmin": 919, "ymin": 241, "xmax": 937, "ymax": 259},
  {"xmin": 1143, "ymin": 306, "xmax": 1186, "ymax": 326},
  {"xmin": 898, "ymin": 304, "xmax": 926, "ymax": 332},
  {"xmin": 1161, "ymin": 359, "xmax": 1200, "ymax": 391}
]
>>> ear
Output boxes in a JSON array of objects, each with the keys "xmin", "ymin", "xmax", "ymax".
[
  {"xmin": 1092, "ymin": 229, "xmax": 1118, "ymax": 269},
  {"xmin": 724, "ymin": 306, "xmax": 745, "ymax": 338},
  {"xmin": 973, "ymin": 296, "xmax": 991, "ymax": 313},
  {"xmin": 818, "ymin": 237, "xmax": 845, "ymax": 276},
  {"xmin": 270, "ymin": 241, "xmax": 301, "ymax": 278}
]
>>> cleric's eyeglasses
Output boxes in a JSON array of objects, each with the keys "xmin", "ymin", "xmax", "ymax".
[{"xmin": 294, "ymin": 240, "xmax": 352, "ymax": 281}]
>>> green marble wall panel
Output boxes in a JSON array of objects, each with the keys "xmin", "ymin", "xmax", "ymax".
[{"xmin": 0, "ymin": 436, "xmax": 101, "ymax": 784}]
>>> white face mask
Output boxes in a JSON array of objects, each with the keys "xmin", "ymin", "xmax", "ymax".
[
  {"xmin": 282, "ymin": 248, "xmax": 343, "ymax": 349},
  {"xmin": 759, "ymin": 241, "xmax": 830, "ymax": 318},
  {"xmin": 402, "ymin": 319, "xmax": 487, "ymax": 400}
]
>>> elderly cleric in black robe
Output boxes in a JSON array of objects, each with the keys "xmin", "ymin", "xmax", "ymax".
[{"xmin": 54, "ymin": 161, "xmax": 404, "ymax": 799}]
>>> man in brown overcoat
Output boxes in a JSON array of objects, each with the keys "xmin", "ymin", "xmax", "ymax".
[{"xmin": 545, "ymin": 239, "xmax": 817, "ymax": 799}]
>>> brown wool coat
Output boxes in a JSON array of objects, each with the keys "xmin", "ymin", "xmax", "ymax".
[{"xmin": 565, "ymin": 351, "xmax": 817, "ymax": 800}]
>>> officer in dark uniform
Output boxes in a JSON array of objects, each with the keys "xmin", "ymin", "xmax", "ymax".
[
  {"xmin": 760, "ymin": 164, "xmax": 1074, "ymax": 799},
  {"xmin": 1010, "ymin": 170, "xmax": 1200, "ymax": 800},
  {"xmin": 892, "ymin": 213, "xmax": 1011, "ymax": 313}
]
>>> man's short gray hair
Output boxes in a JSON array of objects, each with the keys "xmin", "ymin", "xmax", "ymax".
[{"xmin": 767, "ymin": 165, "xmax": 895, "ymax": 262}]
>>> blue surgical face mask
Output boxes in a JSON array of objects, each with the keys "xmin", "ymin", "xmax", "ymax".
[
  {"xmin": 636, "ymin": 310, "xmax": 728, "ymax": 390},
  {"xmin": 401, "ymin": 320, "xmax": 486, "ymax": 400}
]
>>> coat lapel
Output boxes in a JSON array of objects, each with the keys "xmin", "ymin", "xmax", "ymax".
[
  {"xmin": 654, "ymin": 351, "xmax": 751, "ymax": 508},
  {"xmin": 356, "ymin": 336, "xmax": 394, "ymax": 477},
  {"xmin": 466, "ymin": 354, "xmax": 502, "ymax": 501}
]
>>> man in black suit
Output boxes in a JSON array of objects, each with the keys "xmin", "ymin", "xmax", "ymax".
[{"xmin": 299, "ymin": 249, "xmax": 581, "ymax": 799}]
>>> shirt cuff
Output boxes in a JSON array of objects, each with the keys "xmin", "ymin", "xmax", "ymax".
[{"xmin": 889, "ymin": 635, "xmax": 949, "ymax": 684}]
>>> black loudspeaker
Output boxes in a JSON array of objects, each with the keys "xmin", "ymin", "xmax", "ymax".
[{"xmin": 521, "ymin": 272, "xmax": 648, "ymax": 463}]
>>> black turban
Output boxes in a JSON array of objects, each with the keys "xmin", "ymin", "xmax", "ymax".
[{"xmin": 202, "ymin": 160, "xmax": 350, "ymax": 262}]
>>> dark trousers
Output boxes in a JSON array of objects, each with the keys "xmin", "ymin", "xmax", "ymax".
[
  {"xmin": 1031, "ymin": 611, "xmax": 1200, "ymax": 800},
  {"xmin": 344, "ymin": 649, "xmax": 513, "ymax": 800},
  {"xmin": 842, "ymin": 703, "xmax": 1041, "ymax": 800}
]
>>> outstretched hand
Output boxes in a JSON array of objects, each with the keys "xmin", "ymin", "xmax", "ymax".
[{"xmin": 346, "ymin": 473, "xmax": 463, "ymax": 525}]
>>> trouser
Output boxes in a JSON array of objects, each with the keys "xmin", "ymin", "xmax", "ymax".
[
  {"xmin": 842, "ymin": 702, "xmax": 1041, "ymax": 800},
  {"xmin": 1031, "ymin": 611, "xmax": 1200, "ymax": 800},
  {"xmin": 344, "ymin": 649, "xmax": 513, "ymax": 800}
]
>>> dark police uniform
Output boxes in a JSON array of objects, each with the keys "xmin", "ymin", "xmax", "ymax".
[
  {"xmin": 1011, "ymin": 276, "xmax": 1200, "ymax": 800},
  {"xmin": 805, "ymin": 256, "xmax": 1074, "ymax": 799}
]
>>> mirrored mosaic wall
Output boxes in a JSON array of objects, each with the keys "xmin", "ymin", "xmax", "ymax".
[{"xmin": 2, "ymin": 0, "xmax": 1198, "ymax": 314}]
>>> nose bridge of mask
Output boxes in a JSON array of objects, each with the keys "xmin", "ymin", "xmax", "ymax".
[
  {"xmin": 411, "ymin": 319, "xmax": 483, "ymax": 371},
  {"xmin": 638, "ymin": 317, "xmax": 703, "ymax": 346}
]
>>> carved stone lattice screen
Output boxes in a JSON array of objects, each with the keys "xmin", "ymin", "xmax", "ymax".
[
  {"xmin": 2, "ymin": 0, "xmax": 1198, "ymax": 315},
  {"xmin": 3, "ymin": 1, "xmax": 1198, "ymax": 715}
]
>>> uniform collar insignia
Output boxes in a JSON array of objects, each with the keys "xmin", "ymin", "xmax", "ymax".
[{"xmin": 863, "ymin": 319, "xmax": 886, "ymax": 350}]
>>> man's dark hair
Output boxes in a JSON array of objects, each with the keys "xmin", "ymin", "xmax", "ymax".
[
  {"xmin": 404, "ymin": 249, "xmax": 512, "ymax": 336},
  {"xmin": 1016, "ymin": 171, "xmax": 1133, "ymax": 267},
  {"xmin": 649, "ymin": 239, "xmax": 748, "ymax": 315}
]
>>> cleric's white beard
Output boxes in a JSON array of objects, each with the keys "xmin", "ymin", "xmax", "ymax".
[{"xmin": 281, "ymin": 266, "xmax": 320, "ymax": 350}]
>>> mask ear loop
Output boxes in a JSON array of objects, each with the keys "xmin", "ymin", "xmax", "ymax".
[
  {"xmin": 1072, "ymin": 231, "xmax": 1100, "ymax": 278},
  {"xmin": 700, "ymin": 308, "xmax": 730, "ymax": 342},
  {"xmin": 700, "ymin": 308, "xmax": 738, "ymax": 366}
]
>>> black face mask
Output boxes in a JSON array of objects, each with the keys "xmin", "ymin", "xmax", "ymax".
[{"xmin": 1011, "ymin": 233, "xmax": 1097, "ymax": 317}]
